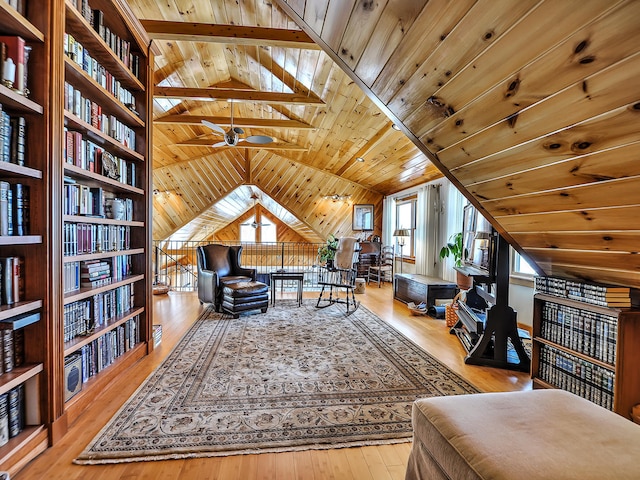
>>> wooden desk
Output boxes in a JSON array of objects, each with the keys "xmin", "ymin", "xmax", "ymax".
[
  {"xmin": 270, "ymin": 271, "xmax": 304, "ymax": 306},
  {"xmin": 394, "ymin": 274, "xmax": 457, "ymax": 306}
]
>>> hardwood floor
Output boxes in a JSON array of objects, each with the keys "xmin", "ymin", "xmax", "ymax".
[{"xmin": 15, "ymin": 284, "xmax": 531, "ymax": 480}]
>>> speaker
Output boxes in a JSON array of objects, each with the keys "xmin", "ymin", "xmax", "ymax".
[{"xmin": 64, "ymin": 354, "xmax": 83, "ymax": 402}]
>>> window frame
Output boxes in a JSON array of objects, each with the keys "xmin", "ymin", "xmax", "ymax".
[{"xmin": 395, "ymin": 195, "xmax": 417, "ymax": 258}]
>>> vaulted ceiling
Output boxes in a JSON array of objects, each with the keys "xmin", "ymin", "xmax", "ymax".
[{"xmin": 129, "ymin": 0, "xmax": 640, "ymax": 289}]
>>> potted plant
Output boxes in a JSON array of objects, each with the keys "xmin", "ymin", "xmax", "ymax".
[
  {"xmin": 439, "ymin": 233, "xmax": 473, "ymax": 290},
  {"xmin": 318, "ymin": 234, "xmax": 339, "ymax": 269}
]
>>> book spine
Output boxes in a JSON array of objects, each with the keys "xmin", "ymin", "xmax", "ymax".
[
  {"xmin": 1, "ymin": 257, "xmax": 13, "ymax": 305},
  {"xmin": 7, "ymin": 384, "xmax": 23, "ymax": 438},
  {"xmin": 0, "ymin": 393, "xmax": 8, "ymax": 447},
  {"xmin": 2, "ymin": 329, "xmax": 13, "ymax": 373},
  {"xmin": 0, "ymin": 181, "xmax": 8, "ymax": 236}
]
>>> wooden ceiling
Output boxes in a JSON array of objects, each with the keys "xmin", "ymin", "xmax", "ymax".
[
  {"xmin": 129, "ymin": 0, "xmax": 640, "ymax": 288},
  {"xmin": 127, "ymin": 0, "xmax": 436, "ymax": 246}
]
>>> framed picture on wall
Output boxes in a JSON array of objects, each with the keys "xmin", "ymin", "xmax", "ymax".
[{"xmin": 353, "ymin": 204, "xmax": 374, "ymax": 231}]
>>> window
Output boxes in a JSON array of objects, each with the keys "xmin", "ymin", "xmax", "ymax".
[
  {"xmin": 261, "ymin": 222, "xmax": 277, "ymax": 243},
  {"xmin": 240, "ymin": 216, "xmax": 256, "ymax": 243},
  {"xmin": 395, "ymin": 195, "xmax": 417, "ymax": 257},
  {"xmin": 512, "ymin": 250, "xmax": 536, "ymax": 276},
  {"xmin": 239, "ymin": 215, "xmax": 276, "ymax": 243}
]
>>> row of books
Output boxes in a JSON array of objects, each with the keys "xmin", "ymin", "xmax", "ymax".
[
  {"xmin": 63, "ymin": 284, "xmax": 134, "ymax": 342},
  {"xmin": 0, "ymin": 383, "xmax": 24, "ymax": 447},
  {"xmin": 69, "ymin": 1, "xmax": 142, "ymax": 79},
  {"xmin": 0, "ymin": 181, "xmax": 29, "ymax": 236},
  {"xmin": 0, "ymin": 256, "xmax": 23, "ymax": 305},
  {"xmin": 64, "ymin": 183, "xmax": 134, "ymax": 222},
  {"xmin": 0, "ymin": 327, "xmax": 23, "ymax": 375},
  {"xmin": 63, "ymin": 223, "xmax": 131, "ymax": 257},
  {"xmin": 65, "ymin": 315, "xmax": 140, "ymax": 388},
  {"xmin": 540, "ymin": 301, "xmax": 618, "ymax": 366},
  {"xmin": 0, "ymin": 107, "xmax": 26, "ymax": 166},
  {"xmin": 63, "ymin": 34, "xmax": 137, "ymax": 109},
  {"xmin": 538, "ymin": 344, "xmax": 615, "ymax": 411},
  {"xmin": 63, "ymin": 182, "xmax": 103, "ymax": 217},
  {"xmin": 0, "ymin": 35, "xmax": 31, "ymax": 97},
  {"xmin": 535, "ymin": 275, "xmax": 637, "ymax": 308},
  {"xmin": 64, "ymin": 81, "xmax": 137, "ymax": 150},
  {"xmin": 3, "ymin": 0, "xmax": 27, "ymax": 16},
  {"xmin": 64, "ymin": 128, "xmax": 137, "ymax": 187}
]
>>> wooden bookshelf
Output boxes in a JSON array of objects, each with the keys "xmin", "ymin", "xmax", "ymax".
[
  {"xmin": 0, "ymin": 1, "xmax": 151, "ymax": 475},
  {"xmin": 532, "ymin": 291, "xmax": 640, "ymax": 419},
  {"xmin": 0, "ymin": 1, "xmax": 50, "ymax": 476},
  {"xmin": 58, "ymin": 0, "xmax": 151, "ymax": 427}
]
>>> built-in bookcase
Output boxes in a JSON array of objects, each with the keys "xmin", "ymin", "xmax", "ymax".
[
  {"xmin": 532, "ymin": 277, "xmax": 640, "ymax": 419},
  {"xmin": 0, "ymin": 0, "xmax": 150, "ymax": 475},
  {"xmin": 0, "ymin": 0, "xmax": 51, "ymax": 473},
  {"xmin": 57, "ymin": 0, "xmax": 151, "ymax": 429}
]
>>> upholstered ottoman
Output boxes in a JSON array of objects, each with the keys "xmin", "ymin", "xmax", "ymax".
[
  {"xmin": 221, "ymin": 281, "xmax": 269, "ymax": 318},
  {"xmin": 406, "ymin": 389, "xmax": 640, "ymax": 480}
]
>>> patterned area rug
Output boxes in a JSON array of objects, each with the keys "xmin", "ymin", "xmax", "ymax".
[{"xmin": 75, "ymin": 302, "xmax": 479, "ymax": 464}]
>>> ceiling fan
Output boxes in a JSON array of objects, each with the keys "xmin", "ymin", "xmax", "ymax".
[
  {"xmin": 241, "ymin": 192, "xmax": 272, "ymax": 229},
  {"xmin": 201, "ymin": 101, "xmax": 274, "ymax": 147}
]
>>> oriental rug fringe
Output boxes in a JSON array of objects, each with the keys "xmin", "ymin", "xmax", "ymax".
[{"xmin": 75, "ymin": 302, "xmax": 478, "ymax": 464}]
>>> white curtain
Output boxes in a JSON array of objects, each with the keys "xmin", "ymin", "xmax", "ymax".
[
  {"xmin": 415, "ymin": 184, "xmax": 441, "ymax": 276},
  {"xmin": 382, "ymin": 195, "xmax": 396, "ymax": 247},
  {"xmin": 438, "ymin": 182, "xmax": 466, "ymax": 281}
]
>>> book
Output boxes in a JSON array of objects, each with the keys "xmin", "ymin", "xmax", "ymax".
[
  {"xmin": 1, "ymin": 257, "xmax": 14, "ymax": 305},
  {"xmin": 9, "ymin": 116, "xmax": 26, "ymax": 166},
  {"xmin": 0, "ymin": 110, "xmax": 9, "ymax": 163},
  {"xmin": 11, "ymin": 183, "xmax": 28, "ymax": 236},
  {"xmin": 0, "ymin": 181, "xmax": 8, "ymax": 236},
  {"xmin": 5, "ymin": 184, "xmax": 12, "ymax": 236},
  {"xmin": 2, "ymin": 329, "xmax": 13, "ymax": 373},
  {"xmin": 0, "ymin": 393, "xmax": 8, "ymax": 447},
  {"xmin": 7, "ymin": 385, "xmax": 22, "ymax": 438}
]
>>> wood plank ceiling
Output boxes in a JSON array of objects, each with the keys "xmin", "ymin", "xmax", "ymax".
[
  {"xmin": 127, "ymin": 0, "xmax": 437, "ymax": 246},
  {"xmin": 274, "ymin": 0, "xmax": 640, "ymax": 289},
  {"xmin": 128, "ymin": 0, "xmax": 640, "ymax": 289}
]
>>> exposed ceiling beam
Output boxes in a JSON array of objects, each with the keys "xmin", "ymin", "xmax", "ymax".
[
  {"xmin": 141, "ymin": 20, "xmax": 321, "ymax": 50},
  {"xmin": 155, "ymin": 114, "xmax": 315, "ymax": 130},
  {"xmin": 176, "ymin": 138, "xmax": 308, "ymax": 151},
  {"xmin": 154, "ymin": 87, "xmax": 325, "ymax": 105}
]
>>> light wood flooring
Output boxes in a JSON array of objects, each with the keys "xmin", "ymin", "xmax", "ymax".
[{"xmin": 15, "ymin": 284, "xmax": 531, "ymax": 480}]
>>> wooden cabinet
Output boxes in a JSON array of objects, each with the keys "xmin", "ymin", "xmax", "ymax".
[
  {"xmin": 55, "ymin": 0, "xmax": 152, "ymax": 428},
  {"xmin": 532, "ymin": 292, "xmax": 640, "ymax": 418},
  {"xmin": 0, "ymin": 1, "xmax": 51, "ymax": 473},
  {"xmin": 356, "ymin": 241, "xmax": 380, "ymax": 278},
  {"xmin": 394, "ymin": 273, "xmax": 457, "ymax": 307}
]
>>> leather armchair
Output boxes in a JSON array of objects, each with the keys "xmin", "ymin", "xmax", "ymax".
[{"xmin": 196, "ymin": 244, "xmax": 256, "ymax": 311}]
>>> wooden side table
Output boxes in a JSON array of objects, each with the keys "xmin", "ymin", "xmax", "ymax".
[{"xmin": 270, "ymin": 271, "xmax": 305, "ymax": 306}]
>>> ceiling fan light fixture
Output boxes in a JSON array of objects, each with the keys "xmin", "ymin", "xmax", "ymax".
[
  {"xmin": 323, "ymin": 193, "xmax": 351, "ymax": 202},
  {"xmin": 201, "ymin": 101, "xmax": 274, "ymax": 147}
]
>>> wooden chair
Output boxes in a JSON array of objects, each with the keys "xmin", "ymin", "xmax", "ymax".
[
  {"xmin": 316, "ymin": 237, "xmax": 360, "ymax": 315},
  {"xmin": 367, "ymin": 245, "xmax": 394, "ymax": 287}
]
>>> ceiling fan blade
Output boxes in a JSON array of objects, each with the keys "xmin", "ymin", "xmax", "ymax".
[
  {"xmin": 211, "ymin": 141, "xmax": 227, "ymax": 147},
  {"xmin": 245, "ymin": 135, "xmax": 274, "ymax": 144},
  {"xmin": 233, "ymin": 127, "xmax": 245, "ymax": 134},
  {"xmin": 201, "ymin": 120, "xmax": 225, "ymax": 134}
]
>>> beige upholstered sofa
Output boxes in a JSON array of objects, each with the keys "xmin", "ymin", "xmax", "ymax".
[{"xmin": 406, "ymin": 389, "xmax": 640, "ymax": 480}]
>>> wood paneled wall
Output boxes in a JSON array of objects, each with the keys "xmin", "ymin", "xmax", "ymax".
[{"xmin": 276, "ymin": 0, "xmax": 640, "ymax": 288}]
